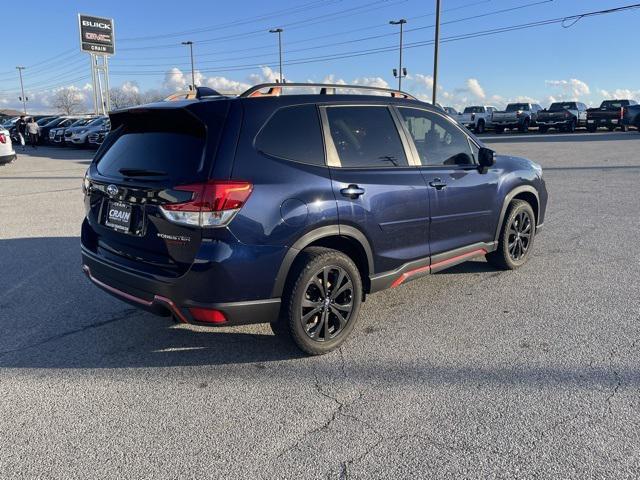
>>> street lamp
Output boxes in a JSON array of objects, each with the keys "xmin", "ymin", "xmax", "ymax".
[
  {"xmin": 181, "ymin": 41, "xmax": 196, "ymax": 90},
  {"xmin": 432, "ymin": 0, "xmax": 442, "ymax": 105},
  {"xmin": 269, "ymin": 28, "xmax": 284, "ymax": 83},
  {"xmin": 389, "ymin": 19, "xmax": 407, "ymax": 91},
  {"xmin": 16, "ymin": 66, "xmax": 27, "ymax": 115}
]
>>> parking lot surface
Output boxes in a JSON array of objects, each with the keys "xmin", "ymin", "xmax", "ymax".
[{"xmin": 1, "ymin": 132, "xmax": 639, "ymax": 479}]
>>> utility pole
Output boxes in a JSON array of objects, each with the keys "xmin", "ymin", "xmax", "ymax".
[
  {"xmin": 389, "ymin": 19, "xmax": 407, "ymax": 91},
  {"xmin": 269, "ymin": 28, "xmax": 284, "ymax": 83},
  {"xmin": 181, "ymin": 41, "xmax": 195, "ymax": 90},
  {"xmin": 16, "ymin": 66, "xmax": 27, "ymax": 114},
  {"xmin": 432, "ymin": 0, "xmax": 441, "ymax": 105}
]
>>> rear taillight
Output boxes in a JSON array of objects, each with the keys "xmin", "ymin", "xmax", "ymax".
[
  {"xmin": 0, "ymin": 134, "xmax": 5, "ymax": 144},
  {"xmin": 620, "ymin": 107, "xmax": 625, "ymax": 119},
  {"xmin": 160, "ymin": 180, "xmax": 253, "ymax": 228}
]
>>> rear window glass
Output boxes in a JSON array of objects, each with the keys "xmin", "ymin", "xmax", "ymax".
[
  {"xmin": 463, "ymin": 106, "xmax": 483, "ymax": 114},
  {"xmin": 549, "ymin": 102, "xmax": 576, "ymax": 111},
  {"xmin": 97, "ymin": 132, "xmax": 205, "ymax": 180},
  {"xmin": 506, "ymin": 103, "xmax": 529, "ymax": 112},
  {"xmin": 255, "ymin": 104, "xmax": 324, "ymax": 166},
  {"xmin": 601, "ymin": 101, "xmax": 627, "ymax": 109}
]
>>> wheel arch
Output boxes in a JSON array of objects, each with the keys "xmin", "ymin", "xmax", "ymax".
[
  {"xmin": 494, "ymin": 186, "xmax": 540, "ymax": 243},
  {"xmin": 271, "ymin": 225, "xmax": 374, "ymax": 298}
]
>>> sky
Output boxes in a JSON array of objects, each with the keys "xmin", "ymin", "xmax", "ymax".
[{"xmin": 0, "ymin": 0, "xmax": 638, "ymax": 113}]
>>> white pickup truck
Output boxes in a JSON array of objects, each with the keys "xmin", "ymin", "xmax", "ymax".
[{"xmin": 458, "ymin": 106, "xmax": 497, "ymax": 134}]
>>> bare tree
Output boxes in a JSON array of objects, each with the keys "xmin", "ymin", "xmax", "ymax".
[
  {"xmin": 52, "ymin": 88, "xmax": 84, "ymax": 115},
  {"xmin": 109, "ymin": 87, "xmax": 131, "ymax": 110}
]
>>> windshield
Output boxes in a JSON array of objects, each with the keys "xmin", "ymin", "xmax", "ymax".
[
  {"xmin": 463, "ymin": 107, "xmax": 483, "ymax": 114},
  {"xmin": 70, "ymin": 118, "xmax": 94, "ymax": 127},
  {"xmin": 549, "ymin": 102, "xmax": 576, "ymax": 111},
  {"xmin": 37, "ymin": 117, "xmax": 55, "ymax": 125},
  {"xmin": 506, "ymin": 103, "xmax": 529, "ymax": 112}
]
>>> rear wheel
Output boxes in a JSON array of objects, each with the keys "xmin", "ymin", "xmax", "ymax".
[
  {"xmin": 621, "ymin": 124, "xmax": 629, "ymax": 132},
  {"xmin": 495, "ymin": 126, "xmax": 504, "ymax": 134},
  {"xmin": 567, "ymin": 119, "xmax": 576, "ymax": 133},
  {"xmin": 538, "ymin": 126, "xmax": 548, "ymax": 134},
  {"xmin": 475, "ymin": 120, "xmax": 485, "ymax": 134},
  {"xmin": 587, "ymin": 124, "xmax": 597, "ymax": 133},
  {"xmin": 518, "ymin": 119, "xmax": 530, "ymax": 133},
  {"xmin": 608, "ymin": 126, "xmax": 616, "ymax": 132},
  {"xmin": 487, "ymin": 200, "xmax": 536, "ymax": 270},
  {"xmin": 271, "ymin": 247, "xmax": 363, "ymax": 355}
]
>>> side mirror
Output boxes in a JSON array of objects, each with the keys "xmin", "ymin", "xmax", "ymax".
[{"xmin": 478, "ymin": 147, "xmax": 495, "ymax": 172}]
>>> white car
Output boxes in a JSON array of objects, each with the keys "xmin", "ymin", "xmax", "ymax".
[
  {"xmin": 458, "ymin": 106, "xmax": 497, "ymax": 134},
  {"xmin": 0, "ymin": 127, "xmax": 16, "ymax": 165}
]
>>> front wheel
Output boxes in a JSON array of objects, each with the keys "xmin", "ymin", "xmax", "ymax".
[
  {"xmin": 271, "ymin": 247, "xmax": 363, "ymax": 355},
  {"xmin": 486, "ymin": 200, "xmax": 536, "ymax": 270}
]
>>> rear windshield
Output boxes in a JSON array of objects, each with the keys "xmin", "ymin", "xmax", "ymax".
[
  {"xmin": 96, "ymin": 108, "xmax": 214, "ymax": 182},
  {"xmin": 506, "ymin": 103, "xmax": 529, "ymax": 112},
  {"xmin": 549, "ymin": 102, "xmax": 576, "ymax": 111},
  {"xmin": 463, "ymin": 106, "xmax": 483, "ymax": 114},
  {"xmin": 600, "ymin": 101, "xmax": 627, "ymax": 109}
]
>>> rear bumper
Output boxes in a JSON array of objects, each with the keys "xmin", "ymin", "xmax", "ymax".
[
  {"xmin": 0, "ymin": 152, "xmax": 16, "ymax": 164},
  {"xmin": 537, "ymin": 120, "xmax": 571, "ymax": 127},
  {"xmin": 81, "ymin": 247, "xmax": 281, "ymax": 326}
]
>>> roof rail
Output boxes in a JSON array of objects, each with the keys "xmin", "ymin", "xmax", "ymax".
[{"xmin": 239, "ymin": 83, "xmax": 417, "ymax": 100}]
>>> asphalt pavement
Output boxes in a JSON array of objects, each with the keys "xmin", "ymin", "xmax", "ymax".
[{"xmin": 1, "ymin": 132, "xmax": 639, "ymax": 479}]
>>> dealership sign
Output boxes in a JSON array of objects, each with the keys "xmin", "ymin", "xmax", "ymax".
[{"xmin": 78, "ymin": 14, "xmax": 115, "ymax": 55}]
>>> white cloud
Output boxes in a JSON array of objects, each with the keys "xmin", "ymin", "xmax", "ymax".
[
  {"xmin": 598, "ymin": 88, "xmax": 640, "ymax": 101},
  {"xmin": 545, "ymin": 79, "xmax": 590, "ymax": 99},
  {"xmin": 466, "ymin": 78, "xmax": 485, "ymax": 99}
]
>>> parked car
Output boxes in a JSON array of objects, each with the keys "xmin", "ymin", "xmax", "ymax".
[
  {"xmin": 622, "ymin": 103, "xmax": 640, "ymax": 131},
  {"xmin": 458, "ymin": 106, "xmax": 497, "ymax": 134},
  {"xmin": 40, "ymin": 116, "xmax": 73, "ymax": 144},
  {"xmin": 65, "ymin": 116, "xmax": 110, "ymax": 147},
  {"xmin": 50, "ymin": 117, "xmax": 96, "ymax": 145},
  {"xmin": 81, "ymin": 82, "xmax": 548, "ymax": 355},
  {"xmin": 443, "ymin": 107, "xmax": 459, "ymax": 116},
  {"xmin": 586, "ymin": 99, "xmax": 637, "ymax": 132},
  {"xmin": 0, "ymin": 126, "xmax": 16, "ymax": 165},
  {"xmin": 492, "ymin": 103, "xmax": 543, "ymax": 133},
  {"xmin": 87, "ymin": 130, "xmax": 108, "ymax": 148},
  {"xmin": 537, "ymin": 102, "xmax": 588, "ymax": 133}
]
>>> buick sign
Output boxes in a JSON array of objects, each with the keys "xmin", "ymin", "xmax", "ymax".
[
  {"xmin": 106, "ymin": 184, "xmax": 119, "ymax": 197},
  {"xmin": 78, "ymin": 14, "xmax": 115, "ymax": 55}
]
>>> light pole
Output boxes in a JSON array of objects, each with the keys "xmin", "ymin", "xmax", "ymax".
[
  {"xmin": 389, "ymin": 19, "xmax": 407, "ymax": 91},
  {"xmin": 269, "ymin": 28, "xmax": 284, "ymax": 83},
  {"xmin": 16, "ymin": 66, "xmax": 27, "ymax": 114},
  {"xmin": 181, "ymin": 41, "xmax": 196, "ymax": 90},
  {"xmin": 432, "ymin": 0, "xmax": 441, "ymax": 105}
]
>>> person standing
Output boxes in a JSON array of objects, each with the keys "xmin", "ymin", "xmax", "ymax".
[
  {"xmin": 15, "ymin": 115, "xmax": 27, "ymax": 151},
  {"xmin": 26, "ymin": 117, "xmax": 40, "ymax": 149}
]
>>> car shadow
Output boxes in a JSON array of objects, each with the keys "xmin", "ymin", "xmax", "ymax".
[
  {"xmin": 12, "ymin": 146, "xmax": 94, "ymax": 165},
  {"xmin": 0, "ymin": 236, "xmax": 303, "ymax": 369}
]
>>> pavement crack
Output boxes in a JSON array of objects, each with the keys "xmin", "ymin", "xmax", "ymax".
[{"xmin": 0, "ymin": 308, "xmax": 138, "ymax": 359}]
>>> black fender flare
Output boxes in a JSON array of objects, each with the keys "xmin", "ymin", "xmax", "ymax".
[
  {"xmin": 494, "ymin": 186, "xmax": 540, "ymax": 243},
  {"xmin": 271, "ymin": 225, "xmax": 374, "ymax": 298}
]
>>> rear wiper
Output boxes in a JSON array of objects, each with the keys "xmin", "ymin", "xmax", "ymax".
[{"xmin": 119, "ymin": 168, "xmax": 168, "ymax": 177}]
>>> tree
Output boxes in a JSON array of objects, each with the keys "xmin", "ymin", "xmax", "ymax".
[
  {"xmin": 109, "ymin": 87, "xmax": 131, "ymax": 110},
  {"xmin": 52, "ymin": 88, "xmax": 84, "ymax": 115}
]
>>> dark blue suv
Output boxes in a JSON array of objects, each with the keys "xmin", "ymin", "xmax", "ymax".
[{"xmin": 81, "ymin": 83, "xmax": 547, "ymax": 355}]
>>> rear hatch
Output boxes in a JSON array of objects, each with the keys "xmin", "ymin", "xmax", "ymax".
[{"xmin": 83, "ymin": 100, "xmax": 230, "ymax": 277}]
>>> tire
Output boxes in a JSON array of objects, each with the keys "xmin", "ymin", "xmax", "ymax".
[
  {"xmin": 587, "ymin": 124, "xmax": 597, "ymax": 133},
  {"xmin": 486, "ymin": 199, "xmax": 536, "ymax": 270},
  {"xmin": 567, "ymin": 119, "xmax": 576, "ymax": 133},
  {"xmin": 538, "ymin": 126, "xmax": 548, "ymax": 134},
  {"xmin": 621, "ymin": 124, "xmax": 629, "ymax": 132},
  {"xmin": 494, "ymin": 126, "xmax": 504, "ymax": 134},
  {"xmin": 475, "ymin": 120, "xmax": 485, "ymax": 134},
  {"xmin": 608, "ymin": 126, "xmax": 616, "ymax": 132},
  {"xmin": 270, "ymin": 247, "xmax": 363, "ymax": 355},
  {"xmin": 518, "ymin": 119, "xmax": 530, "ymax": 133}
]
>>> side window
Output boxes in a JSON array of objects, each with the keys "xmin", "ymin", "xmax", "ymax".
[
  {"xmin": 255, "ymin": 104, "xmax": 325, "ymax": 166},
  {"xmin": 325, "ymin": 106, "xmax": 408, "ymax": 168},
  {"xmin": 398, "ymin": 108, "xmax": 475, "ymax": 167}
]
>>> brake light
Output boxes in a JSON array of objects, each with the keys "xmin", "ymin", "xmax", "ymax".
[
  {"xmin": 0, "ymin": 133, "xmax": 5, "ymax": 144},
  {"xmin": 620, "ymin": 107, "xmax": 625, "ymax": 119},
  {"xmin": 160, "ymin": 180, "xmax": 253, "ymax": 227}
]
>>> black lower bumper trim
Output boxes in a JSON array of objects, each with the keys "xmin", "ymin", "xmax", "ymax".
[{"xmin": 0, "ymin": 153, "xmax": 16, "ymax": 165}]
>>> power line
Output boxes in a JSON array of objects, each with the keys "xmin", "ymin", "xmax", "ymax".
[
  {"xmin": 108, "ymin": 0, "xmax": 551, "ymax": 69},
  {"xmin": 107, "ymin": 3, "xmax": 640, "ymax": 76}
]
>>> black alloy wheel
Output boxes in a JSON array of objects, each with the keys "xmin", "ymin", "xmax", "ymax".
[
  {"xmin": 507, "ymin": 210, "xmax": 532, "ymax": 262},
  {"xmin": 300, "ymin": 265, "xmax": 353, "ymax": 342}
]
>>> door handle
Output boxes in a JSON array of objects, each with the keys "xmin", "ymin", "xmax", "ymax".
[
  {"xmin": 428, "ymin": 178, "xmax": 447, "ymax": 190},
  {"xmin": 340, "ymin": 184, "xmax": 365, "ymax": 199}
]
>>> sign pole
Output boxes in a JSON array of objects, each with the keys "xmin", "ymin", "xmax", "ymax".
[{"xmin": 90, "ymin": 54, "xmax": 99, "ymax": 115}]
